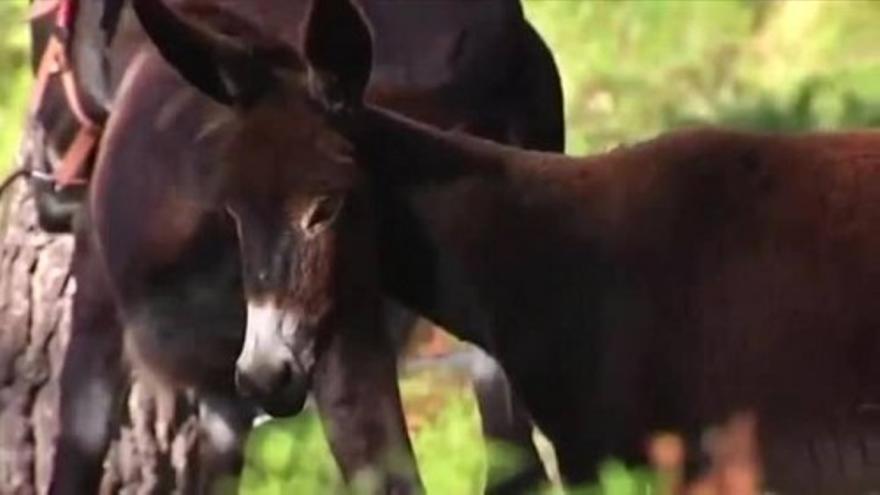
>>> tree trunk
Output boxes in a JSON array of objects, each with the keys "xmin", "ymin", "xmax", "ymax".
[{"xmin": 0, "ymin": 179, "xmax": 202, "ymax": 495}]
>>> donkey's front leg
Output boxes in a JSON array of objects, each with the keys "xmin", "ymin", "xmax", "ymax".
[
  {"xmin": 196, "ymin": 393, "xmax": 257, "ymax": 495},
  {"xmin": 312, "ymin": 323, "xmax": 423, "ymax": 495},
  {"xmin": 49, "ymin": 232, "xmax": 125, "ymax": 495},
  {"xmin": 469, "ymin": 350, "xmax": 548, "ymax": 495}
]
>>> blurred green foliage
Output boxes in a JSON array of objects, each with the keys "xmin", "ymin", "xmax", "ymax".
[
  {"xmin": 236, "ymin": 372, "xmax": 533, "ymax": 494},
  {"xmin": 1, "ymin": 0, "xmax": 879, "ymax": 494},
  {"xmin": 237, "ymin": 378, "xmax": 667, "ymax": 495},
  {"xmin": 0, "ymin": 1, "xmax": 30, "ymax": 175},
  {"xmin": 524, "ymin": 0, "xmax": 880, "ymax": 154}
]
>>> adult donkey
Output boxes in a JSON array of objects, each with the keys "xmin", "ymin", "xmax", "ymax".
[
  {"xmin": 33, "ymin": 0, "xmax": 563, "ymax": 493},
  {"xmin": 142, "ymin": 0, "xmax": 880, "ymax": 492}
]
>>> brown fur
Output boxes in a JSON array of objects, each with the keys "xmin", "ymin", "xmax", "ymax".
[
  {"xmin": 46, "ymin": 0, "xmax": 564, "ymax": 493},
  {"xmin": 120, "ymin": 0, "xmax": 880, "ymax": 492},
  {"xmin": 343, "ymin": 107, "xmax": 880, "ymax": 493},
  {"xmin": 123, "ymin": 0, "xmax": 880, "ymax": 492}
]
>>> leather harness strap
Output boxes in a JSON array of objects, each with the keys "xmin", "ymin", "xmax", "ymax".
[{"xmin": 28, "ymin": 0, "xmax": 100, "ymax": 189}]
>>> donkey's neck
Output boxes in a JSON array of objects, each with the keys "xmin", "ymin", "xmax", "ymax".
[{"xmin": 355, "ymin": 107, "xmax": 604, "ymax": 352}]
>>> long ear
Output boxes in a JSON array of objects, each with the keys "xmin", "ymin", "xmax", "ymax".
[
  {"xmin": 131, "ymin": 0, "xmax": 276, "ymax": 106},
  {"xmin": 303, "ymin": 0, "xmax": 373, "ymax": 112}
]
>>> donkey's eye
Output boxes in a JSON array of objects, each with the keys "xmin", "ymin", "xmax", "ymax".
[{"xmin": 300, "ymin": 194, "xmax": 345, "ymax": 236}]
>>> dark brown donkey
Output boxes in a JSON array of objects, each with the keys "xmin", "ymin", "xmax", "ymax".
[
  {"xmin": 40, "ymin": 0, "xmax": 563, "ymax": 494},
  {"xmin": 141, "ymin": 0, "xmax": 880, "ymax": 492}
]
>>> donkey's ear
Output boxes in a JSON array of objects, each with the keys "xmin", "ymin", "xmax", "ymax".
[
  {"xmin": 303, "ymin": 0, "xmax": 373, "ymax": 112},
  {"xmin": 132, "ymin": 0, "xmax": 275, "ymax": 107}
]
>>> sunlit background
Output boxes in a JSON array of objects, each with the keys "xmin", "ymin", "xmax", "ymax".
[{"xmin": 1, "ymin": 1, "xmax": 880, "ymax": 493}]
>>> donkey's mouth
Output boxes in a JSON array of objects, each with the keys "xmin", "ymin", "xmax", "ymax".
[
  {"xmin": 254, "ymin": 368, "xmax": 313, "ymax": 417},
  {"xmin": 238, "ymin": 301, "xmax": 317, "ymax": 416}
]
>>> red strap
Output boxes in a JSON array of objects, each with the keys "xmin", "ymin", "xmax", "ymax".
[
  {"xmin": 59, "ymin": 52, "xmax": 100, "ymax": 130},
  {"xmin": 57, "ymin": 0, "xmax": 77, "ymax": 31},
  {"xmin": 55, "ymin": 127, "xmax": 96, "ymax": 187},
  {"xmin": 28, "ymin": 36, "xmax": 63, "ymax": 115},
  {"xmin": 28, "ymin": 0, "xmax": 100, "ymax": 189}
]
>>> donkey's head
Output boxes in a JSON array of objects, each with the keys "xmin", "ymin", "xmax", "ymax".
[{"xmin": 133, "ymin": 0, "xmax": 376, "ymax": 415}]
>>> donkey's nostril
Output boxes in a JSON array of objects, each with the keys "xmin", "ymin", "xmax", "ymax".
[
  {"xmin": 274, "ymin": 366, "xmax": 291, "ymax": 391},
  {"xmin": 236, "ymin": 363, "xmax": 307, "ymax": 416}
]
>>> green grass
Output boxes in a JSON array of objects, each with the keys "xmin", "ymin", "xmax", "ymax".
[
  {"xmin": 237, "ymin": 372, "xmax": 671, "ymax": 495},
  {"xmin": 236, "ymin": 372, "xmax": 496, "ymax": 495}
]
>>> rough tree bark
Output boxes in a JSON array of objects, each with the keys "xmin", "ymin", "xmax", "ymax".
[{"xmin": 0, "ymin": 177, "xmax": 203, "ymax": 494}]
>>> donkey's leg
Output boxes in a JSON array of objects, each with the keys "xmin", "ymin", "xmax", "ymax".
[
  {"xmin": 385, "ymin": 301, "xmax": 546, "ymax": 494},
  {"xmin": 49, "ymin": 228, "xmax": 126, "ymax": 495},
  {"xmin": 196, "ymin": 394, "xmax": 256, "ymax": 495},
  {"xmin": 529, "ymin": 390, "xmax": 648, "ymax": 490},
  {"xmin": 313, "ymin": 316, "xmax": 423, "ymax": 495},
  {"xmin": 469, "ymin": 350, "xmax": 548, "ymax": 495}
]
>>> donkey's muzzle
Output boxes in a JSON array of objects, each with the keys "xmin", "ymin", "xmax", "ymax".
[
  {"xmin": 235, "ymin": 364, "xmax": 308, "ymax": 416},
  {"xmin": 237, "ymin": 301, "xmax": 312, "ymax": 415}
]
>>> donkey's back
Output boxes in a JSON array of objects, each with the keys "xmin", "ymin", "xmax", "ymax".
[{"xmin": 569, "ymin": 128, "xmax": 880, "ymax": 492}]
